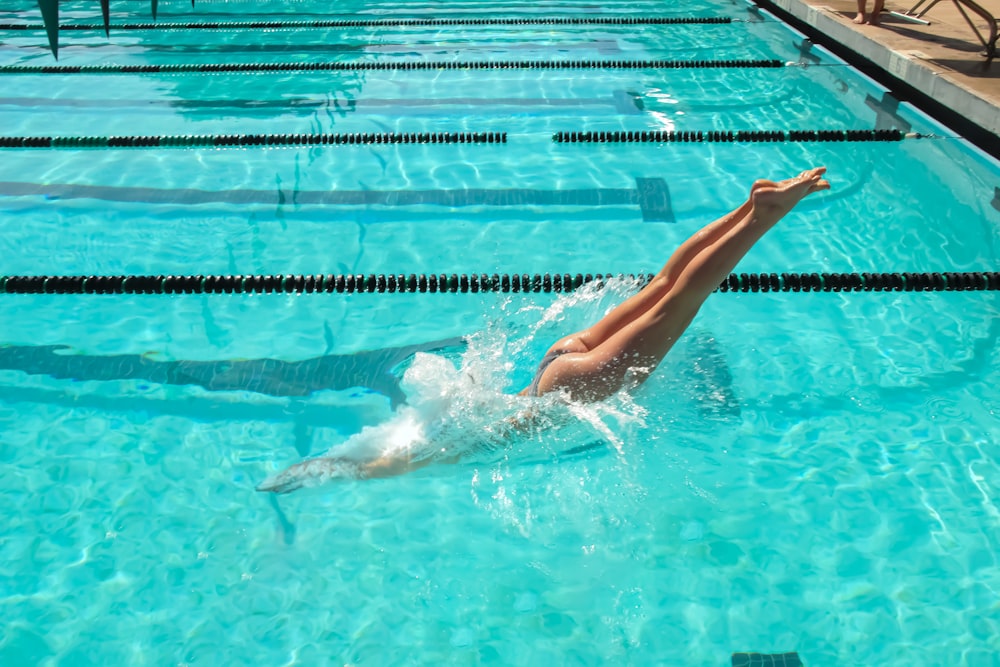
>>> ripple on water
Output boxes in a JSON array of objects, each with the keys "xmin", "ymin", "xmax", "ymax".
[
  {"xmin": 0, "ymin": 56, "xmax": 998, "ymax": 664},
  {"xmin": 0, "ymin": 625, "xmax": 54, "ymax": 666}
]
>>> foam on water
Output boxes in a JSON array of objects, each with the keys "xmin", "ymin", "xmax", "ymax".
[{"xmin": 257, "ymin": 277, "xmax": 651, "ymax": 492}]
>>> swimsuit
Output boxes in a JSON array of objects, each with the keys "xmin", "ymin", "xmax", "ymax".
[{"xmin": 526, "ymin": 349, "xmax": 571, "ymax": 397}]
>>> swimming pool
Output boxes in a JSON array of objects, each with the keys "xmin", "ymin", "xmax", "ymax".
[{"xmin": 1, "ymin": 0, "xmax": 999, "ymax": 664}]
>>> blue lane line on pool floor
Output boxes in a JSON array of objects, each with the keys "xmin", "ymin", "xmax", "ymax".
[
  {"xmin": 732, "ymin": 652, "xmax": 803, "ymax": 667},
  {"xmin": 634, "ymin": 177, "xmax": 674, "ymax": 222},
  {"xmin": 0, "ymin": 93, "xmax": 643, "ymax": 111},
  {"xmin": 0, "ymin": 178, "xmax": 676, "ymax": 222}
]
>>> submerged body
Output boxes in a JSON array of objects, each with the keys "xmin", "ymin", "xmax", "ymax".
[
  {"xmin": 258, "ymin": 168, "xmax": 831, "ymax": 493},
  {"xmin": 257, "ymin": 349, "xmax": 542, "ymax": 493}
]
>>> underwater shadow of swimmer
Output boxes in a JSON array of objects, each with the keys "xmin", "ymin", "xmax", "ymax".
[
  {"xmin": 0, "ymin": 336, "xmax": 466, "ymax": 409},
  {"xmin": 674, "ymin": 329, "xmax": 741, "ymax": 420}
]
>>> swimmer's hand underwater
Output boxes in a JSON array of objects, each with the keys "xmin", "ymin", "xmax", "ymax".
[
  {"xmin": 256, "ymin": 408, "xmax": 540, "ymax": 494},
  {"xmin": 256, "ymin": 458, "xmax": 367, "ymax": 494}
]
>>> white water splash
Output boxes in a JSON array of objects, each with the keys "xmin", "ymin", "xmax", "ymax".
[{"xmin": 257, "ymin": 277, "xmax": 653, "ymax": 493}]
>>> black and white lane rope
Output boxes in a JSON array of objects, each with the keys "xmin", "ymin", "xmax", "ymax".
[
  {"xmin": 1, "ymin": 272, "xmax": 997, "ymax": 295},
  {"xmin": 0, "ymin": 59, "xmax": 786, "ymax": 75},
  {"xmin": 0, "ymin": 17, "xmax": 736, "ymax": 31}
]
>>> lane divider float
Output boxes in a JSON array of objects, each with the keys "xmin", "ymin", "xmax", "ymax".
[
  {"xmin": 0, "ymin": 59, "xmax": 786, "ymax": 75},
  {"xmin": 553, "ymin": 129, "xmax": 920, "ymax": 143},
  {"xmin": 0, "ymin": 131, "xmax": 507, "ymax": 148},
  {"xmin": 1, "ymin": 272, "xmax": 997, "ymax": 294},
  {"xmin": 0, "ymin": 17, "xmax": 735, "ymax": 30},
  {"xmin": 0, "ymin": 129, "xmax": 929, "ymax": 149}
]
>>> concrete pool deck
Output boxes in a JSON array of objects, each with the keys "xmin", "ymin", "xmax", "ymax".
[{"xmin": 761, "ymin": 0, "xmax": 1000, "ymax": 150}]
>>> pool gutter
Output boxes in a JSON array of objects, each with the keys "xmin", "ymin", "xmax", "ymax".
[{"xmin": 754, "ymin": 0, "xmax": 1000, "ymax": 158}]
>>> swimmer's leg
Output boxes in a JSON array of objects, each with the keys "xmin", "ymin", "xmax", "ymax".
[
  {"xmin": 533, "ymin": 168, "xmax": 829, "ymax": 401},
  {"xmin": 536, "ymin": 178, "xmax": 779, "ymax": 361}
]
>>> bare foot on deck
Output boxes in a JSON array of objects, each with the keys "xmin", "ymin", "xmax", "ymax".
[
  {"xmin": 869, "ymin": 1, "xmax": 885, "ymax": 24},
  {"xmin": 854, "ymin": 12, "xmax": 867, "ymax": 23},
  {"xmin": 750, "ymin": 167, "xmax": 830, "ymax": 227}
]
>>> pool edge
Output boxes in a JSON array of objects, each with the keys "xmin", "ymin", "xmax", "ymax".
[{"xmin": 756, "ymin": 0, "xmax": 1000, "ymax": 158}]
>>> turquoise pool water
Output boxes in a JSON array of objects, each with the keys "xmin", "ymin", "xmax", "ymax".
[{"xmin": 1, "ymin": 0, "xmax": 1000, "ymax": 664}]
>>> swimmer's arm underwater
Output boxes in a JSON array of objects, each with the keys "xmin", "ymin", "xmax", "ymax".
[
  {"xmin": 255, "ymin": 452, "xmax": 427, "ymax": 494},
  {"xmin": 255, "ymin": 408, "xmax": 540, "ymax": 494}
]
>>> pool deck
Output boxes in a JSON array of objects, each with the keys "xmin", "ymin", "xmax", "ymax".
[{"xmin": 764, "ymin": 0, "xmax": 1000, "ymax": 148}]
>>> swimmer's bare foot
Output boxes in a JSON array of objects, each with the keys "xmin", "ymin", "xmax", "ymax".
[
  {"xmin": 751, "ymin": 167, "xmax": 830, "ymax": 227},
  {"xmin": 854, "ymin": 12, "xmax": 866, "ymax": 23},
  {"xmin": 734, "ymin": 179, "xmax": 781, "ymax": 213},
  {"xmin": 751, "ymin": 178, "xmax": 780, "ymax": 196}
]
